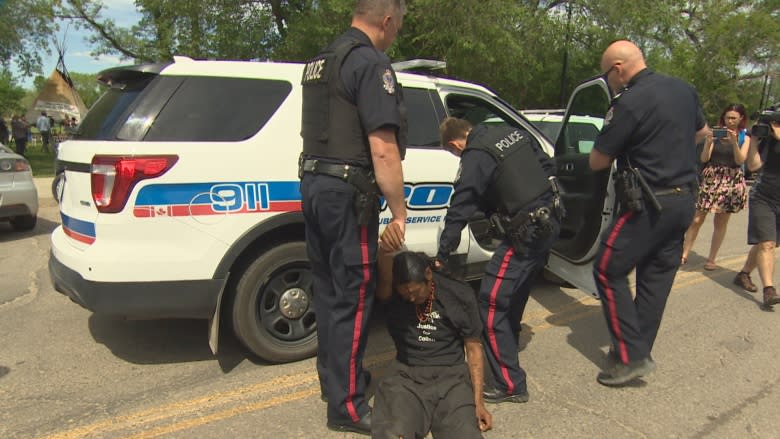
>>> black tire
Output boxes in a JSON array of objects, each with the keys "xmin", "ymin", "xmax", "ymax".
[
  {"xmin": 10, "ymin": 214, "xmax": 36, "ymax": 232},
  {"xmin": 51, "ymin": 172, "xmax": 64, "ymax": 202},
  {"xmin": 232, "ymin": 241, "xmax": 317, "ymax": 363}
]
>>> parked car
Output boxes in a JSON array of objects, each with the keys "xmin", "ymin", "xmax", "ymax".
[
  {"xmin": 521, "ymin": 109, "xmax": 604, "ymax": 154},
  {"xmin": 49, "ymin": 57, "xmax": 617, "ymax": 362},
  {"xmin": 0, "ymin": 144, "xmax": 38, "ymax": 231}
]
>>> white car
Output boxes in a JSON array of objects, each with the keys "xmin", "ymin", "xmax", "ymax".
[
  {"xmin": 49, "ymin": 57, "xmax": 617, "ymax": 362},
  {"xmin": 522, "ymin": 109, "xmax": 604, "ymax": 153},
  {"xmin": 0, "ymin": 144, "xmax": 38, "ymax": 231}
]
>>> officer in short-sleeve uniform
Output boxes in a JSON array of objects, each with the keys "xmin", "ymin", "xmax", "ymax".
[
  {"xmin": 299, "ymin": 26, "xmax": 406, "ymax": 430},
  {"xmin": 437, "ymin": 120, "xmax": 560, "ymax": 403},
  {"xmin": 591, "ymin": 64, "xmax": 706, "ymax": 385}
]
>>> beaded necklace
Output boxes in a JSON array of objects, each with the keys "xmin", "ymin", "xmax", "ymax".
[{"xmin": 415, "ymin": 280, "xmax": 436, "ymax": 323}]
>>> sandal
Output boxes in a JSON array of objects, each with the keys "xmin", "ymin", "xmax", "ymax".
[{"xmin": 703, "ymin": 260, "xmax": 716, "ymax": 271}]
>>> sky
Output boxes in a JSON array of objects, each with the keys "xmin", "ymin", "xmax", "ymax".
[{"xmin": 19, "ymin": 0, "xmax": 142, "ymax": 89}]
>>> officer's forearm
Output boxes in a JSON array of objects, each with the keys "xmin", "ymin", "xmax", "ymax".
[
  {"xmin": 465, "ymin": 338, "xmax": 486, "ymax": 406},
  {"xmin": 369, "ymin": 130, "xmax": 407, "ymax": 221}
]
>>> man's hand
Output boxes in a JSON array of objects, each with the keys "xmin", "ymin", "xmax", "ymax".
[
  {"xmin": 380, "ymin": 221, "xmax": 405, "ymax": 252},
  {"xmin": 476, "ymin": 404, "xmax": 493, "ymax": 432}
]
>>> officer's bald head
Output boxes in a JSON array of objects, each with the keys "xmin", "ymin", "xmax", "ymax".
[{"xmin": 600, "ymin": 40, "xmax": 647, "ymax": 90}]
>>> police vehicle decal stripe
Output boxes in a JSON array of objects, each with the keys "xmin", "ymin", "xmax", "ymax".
[
  {"xmin": 61, "ymin": 213, "xmax": 96, "ymax": 245},
  {"xmin": 596, "ymin": 211, "xmax": 635, "ymax": 364},
  {"xmin": 133, "ymin": 182, "xmax": 303, "ymax": 218},
  {"xmin": 486, "ymin": 246, "xmax": 516, "ymax": 394}
]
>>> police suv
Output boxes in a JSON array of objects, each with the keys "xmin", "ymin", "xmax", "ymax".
[{"xmin": 49, "ymin": 56, "xmax": 617, "ymax": 363}]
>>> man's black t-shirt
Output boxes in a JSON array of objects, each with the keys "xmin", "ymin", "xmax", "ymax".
[
  {"xmin": 385, "ymin": 271, "xmax": 483, "ymax": 367},
  {"xmin": 754, "ymin": 137, "xmax": 780, "ymax": 205}
]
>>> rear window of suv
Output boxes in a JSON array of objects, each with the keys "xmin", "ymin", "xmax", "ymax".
[{"xmin": 79, "ymin": 75, "xmax": 292, "ymax": 142}]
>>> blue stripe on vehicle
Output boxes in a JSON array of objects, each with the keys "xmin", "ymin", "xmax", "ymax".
[
  {"xmin": 60, "ymin": 213, "xmax": 96, "ymax": 238},
  {"xmin": 135, "ymin": 181, "xmax": 301, "ymax": 206}
]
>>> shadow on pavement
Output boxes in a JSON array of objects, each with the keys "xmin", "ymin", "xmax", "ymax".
[
  {"xmin": 531, "ymin": 279, "xmax": 611, "ymax": 369},
  {"xmin": 87, "ymin": 315, "xmax": 264, "ymax": 372},
  {"xmin": 704, "ymin": 267, "xmax": 766, "ymax": 311},
  {"xmin": 0, "ymin": 216, "xmax": 59, "ymax": 243}
]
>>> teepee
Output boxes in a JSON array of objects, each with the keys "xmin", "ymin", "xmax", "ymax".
[{"xmin": 25, "ymin": 37, "xmax": 88, "ymax": 125}]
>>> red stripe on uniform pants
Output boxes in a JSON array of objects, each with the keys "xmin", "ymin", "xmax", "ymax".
[
  {"xmin": 596, "ymin": 211, "xmax": 635, "ymax": 364},
  {"xmin": 487, "ymin": 247, "xmax": 516, "ymax": 394},
  {"xmin": 345, "ymin": 225, "xmax": 369, "ymax": 422}
]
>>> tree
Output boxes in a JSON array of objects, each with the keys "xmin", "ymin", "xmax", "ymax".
[
  {"xmin": 68, "ymin": 71, "xmax": 103, "ymax": 109},
  {"xmin": 0, "ymin": 0, "xmax": 58, "ymax": 77},
  {"xmin": 0, "ymin": 70, "xmax": 27, "ymax": 117}
]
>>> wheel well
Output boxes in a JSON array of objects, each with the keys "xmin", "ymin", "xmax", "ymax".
[{"xmin": 218, "ymin": 219, "xmax": 306, "ymax": 321}]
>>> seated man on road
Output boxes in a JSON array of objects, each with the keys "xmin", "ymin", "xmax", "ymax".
[{"xmin": 371, "ymin": 223, "xmax": 492, "ymax": 439}]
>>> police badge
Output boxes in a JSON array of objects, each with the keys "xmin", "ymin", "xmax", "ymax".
[
  {"xmin": 604, "ymin": 107, "xmax": 614, "ymax": 126},
  {"xmin": 382, "ymin": 69, "xmax": 395, "ymax": 95}
]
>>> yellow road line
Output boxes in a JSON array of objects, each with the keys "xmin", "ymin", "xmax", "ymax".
[{"xmin": 42, "ymin": 254, "xmax": 761, "ymax": 438}]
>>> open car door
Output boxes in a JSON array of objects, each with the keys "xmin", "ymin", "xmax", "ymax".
[{"xmin": 546, "ymin": 77, "xmax": 616, "ymax": 296}]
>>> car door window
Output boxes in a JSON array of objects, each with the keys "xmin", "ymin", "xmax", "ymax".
[
  {"xmin": 552, "ymin": 80, "xmax": 612, "ymax": 262},
  {"xmin": 404, "ymin": 88, "xmax": 446, "ymax": 148}
]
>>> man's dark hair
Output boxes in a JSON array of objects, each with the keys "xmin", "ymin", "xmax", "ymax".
[{"xmin": 392, "ymin": 252, "xmax": 430, "ymax": 286}]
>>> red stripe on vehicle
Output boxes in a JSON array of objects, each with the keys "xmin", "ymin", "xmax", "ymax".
[
  {"xmin": 487, "ymin": 247, "xmax": 515, "ymax": 394},
  {"xmin": 596, "ymin": 211, "xmax": 634, "ymax": 364},
  {"xmin": 63, "ymin": 227, "xmax": 95, "ymax": 245},
  {"xmin": 345, "ymin": 225, "xmax": 370, "ymax": 422}
]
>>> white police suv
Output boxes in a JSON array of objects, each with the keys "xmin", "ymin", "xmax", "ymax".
[{"xmin": 49, "ymin": 56, "xmax": 617, "ymax": 363}]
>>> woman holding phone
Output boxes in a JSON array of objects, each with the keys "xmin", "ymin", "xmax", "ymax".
[{"xmin": 682, "ymin": 103, "xmax": 750, "ymax": 270}]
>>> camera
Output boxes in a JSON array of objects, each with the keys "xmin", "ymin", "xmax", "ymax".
[
  {"xmin": 712, "ymin": 127, "xmax": 728, "ymax": 139},
  {"xmin": 751, "ymin": 106, "xmax": 780, "ymax": 138}
]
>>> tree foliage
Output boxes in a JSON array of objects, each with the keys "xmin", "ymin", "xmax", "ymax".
[
  {"xmin": 4, "ymin": 0, "xmax": 778, "ymax": 121},
  {"xmin": 0, "ymin": 70, "xmax": 27, "ymax": 116},
  {"xmin": 0, "ymin": 0, "xmax": 58, "ymax": 77}
]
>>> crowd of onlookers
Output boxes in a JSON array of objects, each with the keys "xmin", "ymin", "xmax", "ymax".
[{"xmin": 0, "ymin": 112, "xmax": 79, "ymax": 156}]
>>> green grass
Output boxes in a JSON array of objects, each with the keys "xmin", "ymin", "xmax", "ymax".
[{"xmin": 26, "ymin": 146, "xmax": 56, "ymax": 177}]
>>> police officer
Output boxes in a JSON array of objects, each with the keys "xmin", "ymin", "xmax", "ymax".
[
  {"xmin": 589, "ymin": 40, "xmax": 709, "ymax": 386},
  {"xmin": 437, "ymin": 117, "xmax": 561, "ymax": 404},
  {"xmin": 299, "ymin": 0, "xmax": 407, "ymax": 435}
]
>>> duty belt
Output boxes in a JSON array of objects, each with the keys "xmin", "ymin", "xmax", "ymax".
[
  {"xmin": 653, "ymin": 185, "xmax": 693, "ymax": 196},
  {"xmin": 300, "ymin": 158, "xmax": 377, "ymax": 192}
]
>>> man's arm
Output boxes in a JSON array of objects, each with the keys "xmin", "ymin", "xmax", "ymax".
[
  {"xmin": 465, "ymin": 338, "xmax": 492, "ymax": 432},
  {"xmin": 589, "ymin": 148, "xmax": 614, "ymax": 171},
  {"xmin": 376, "ymin": 222, "xmax": 404, "ymax": 302},
  {"xmin": 369, "ymin": 127, "xmax": 407, "ymax": 236},
  {"xmin": 746, "ymin": 135, "xmax": 764, "ymax": 173}
]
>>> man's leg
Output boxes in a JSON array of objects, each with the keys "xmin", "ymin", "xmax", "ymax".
[
  {"xmin": 300, "ymin": 175, "xmax": 335, "ymax": 399},
  {"xmin": 430, "ymin": 365, "xmax": 482, "ymax": 439},
  {"xmin": 317, "ymin": 181, "xmax": 376, "ymax": 425},
  {"xmin": 372, "ymin": 364, "xmax": 429, "ymax": 439},
  {"xmin": 480, "ymin": 242, "xmax": 535, "ymax": 397},
  {"xmin": 593, "ymin": 211, "xmax": 651, "ymax": 364}
]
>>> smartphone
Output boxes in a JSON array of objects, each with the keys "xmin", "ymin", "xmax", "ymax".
[{"xmin": 712, "ymin": 127, "xmax": 728, "ymax": 138}]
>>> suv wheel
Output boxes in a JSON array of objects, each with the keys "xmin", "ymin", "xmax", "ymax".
[
  {"xmin": 231, "ymin": 241, "xmax": 318, "ymax": 363},
  {"xmin": 10, "ymin": 215, "xmax": 37, "ymax": 232}
]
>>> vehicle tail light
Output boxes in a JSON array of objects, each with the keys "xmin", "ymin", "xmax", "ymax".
[
  {"xmin": 0, "ymin": 159, "xmax": 31, "ymax": 172},
  {"xmin": 91, "ymin": 155, "xmax": 178, "ymax": 213}
]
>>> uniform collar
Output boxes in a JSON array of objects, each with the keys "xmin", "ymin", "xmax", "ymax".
[
  {"xmin": 626, "ymin": 68, "xmax": 652, "ymax": 88},
  {"xmin": 346, "ymin": 27, "xmax": 374, "ymax": 47}
]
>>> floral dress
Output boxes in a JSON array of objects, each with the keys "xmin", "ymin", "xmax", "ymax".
[{"xmin": 695, "ymin": 129, "xmax": 748, "ymax": 213}]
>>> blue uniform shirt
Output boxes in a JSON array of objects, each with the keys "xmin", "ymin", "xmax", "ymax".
[
  {"xmin": 339, "ymin": 27, "xmax": 404, "ymax": 137},
  {"xmin": 436, "ymin": 125, "xmax": 554, "ymax": 261},
  {"xmin": 595, "ymin": 69, "xmax": 705, "ymax": 188}
]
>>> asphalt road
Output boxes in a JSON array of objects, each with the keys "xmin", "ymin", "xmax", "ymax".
[{"xmin": 2, "ymin": 180, "xmax": 780, "ymax": 438}]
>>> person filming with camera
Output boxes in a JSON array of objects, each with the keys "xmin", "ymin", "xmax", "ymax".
[{"xmin": 733, "ymin": 108, "xmax": 780, "ymax": 307}]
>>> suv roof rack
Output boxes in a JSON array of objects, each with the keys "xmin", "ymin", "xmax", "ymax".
[{"xmin": 392, "ymin": 59, "xmax": 447, "ymax": 73}]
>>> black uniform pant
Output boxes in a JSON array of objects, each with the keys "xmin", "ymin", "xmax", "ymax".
[
  {"xmin": 372, "ymin": 361, "xmax": 482, "ymax": 439},
  {"xmin": 14, "ymin": 137, "xmax": 26, "ymax": 156},
  {"xmin": 301, "ymin": 173, "xmax": 377, "ymax": 423},
  {"xmin": 480, "ymin": 219, "xmax": 559, "ymax": 395},
  {"xmin": 593, "ymin": 192, "xmax": 695, "ymax": 364}
]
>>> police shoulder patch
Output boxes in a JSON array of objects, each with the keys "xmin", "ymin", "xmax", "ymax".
[
  {"xmin": 604, "ymin": 107, "xmax": 614, "ymax": 126},
  {"xmin": 382, "ymin": 69, "xmax": 396, "ymax": 95}
]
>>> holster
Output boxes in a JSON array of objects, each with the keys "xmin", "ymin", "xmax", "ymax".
[
  {"xmin": 491, "ymin": 205, "xmax": 556, "ymax": 252},
  {"xmin": 299, "ymin": 156, "xmax": 380, "ymax": 225}
]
